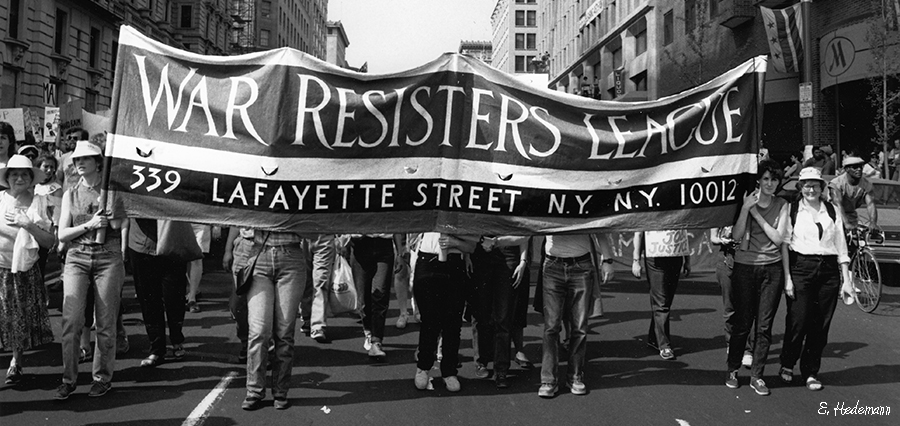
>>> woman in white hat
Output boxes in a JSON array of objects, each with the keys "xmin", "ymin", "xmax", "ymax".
[
  {"xmin": 779, "ymin": 167, "xmax": 853, "ymax": 391},
  {"xmin": 0, "ymin": 155, "xmax": 56, "ymax": 385},
  {"xmin": 54, "ymin": 141, "xmax": 128, "ymax": 400}
]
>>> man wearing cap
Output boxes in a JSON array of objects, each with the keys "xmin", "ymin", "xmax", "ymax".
[
  {"xmin": 802, "ymin": 146, "xmax": 835, "ymax": 175},
  {"xmin": 828, "ymin": 156, "xmax": 877, "ymax": 231}
]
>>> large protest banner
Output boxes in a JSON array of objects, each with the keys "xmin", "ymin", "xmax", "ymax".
[{"xmin": 107, "ymin": 26, "xmax": 766, "ymax": 234}]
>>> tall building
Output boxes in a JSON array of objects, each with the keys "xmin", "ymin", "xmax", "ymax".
[
  {"xmin": 458, "ymin": 40, "xmax": 493, "ymax": 65},
  {"xmin": 326, "ymin": 20, "xmax": 350, "ymax": 68},
  {"xmin": 491, "ymin": 0, "xmax": 542, "ymax": 74},
  {"xmin": 539, "ymin": 0, "xmax": 900, "ymax": 158},
  {"xmin": 236, "ymin": 0, "xmax": 327, "ymax": 57},
  {"xmin": 0, "ymin": 0, "xmax": 232, "ymax": 113}
]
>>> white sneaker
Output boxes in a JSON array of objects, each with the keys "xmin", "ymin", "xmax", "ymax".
[
  {"xmin": 443, "ymin": 376, "xmax": 461, "ymax": 392},
  {"xmin": 368, "ymin": 341, "xmax": 386, "ymax": 358},
  {"xmin": 396, "ymin": 313, "xmax": 409, "ymax": 329},
  {"xmin": 741, "ymin": 353, "xmax": 753, "ymax": 369},
  {"xmin": 363, "ymin": 331, "xmax": 372, "ymax": 351},
  {"xmin": 414, "ymin": 368, "xmax": 430, "ymax": 390}
]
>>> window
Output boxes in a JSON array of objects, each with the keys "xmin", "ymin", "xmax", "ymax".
[
  {"xmin": 89, "ymin": 27, "xmax": 101, "ymax": 68},
  {"xmin": 663, "ymin": 10, "xmax": 673, "ymax": 46},
  {"xmin": 8, "ymin": 0, "xmax": 21, "ymax": 39},
  {"xmin": 634, "ymin": 23, "xmax": 647, "ymax": 56},
  {"xmin": 632, "ymin": 71, "xmax": 647, "ymax": 91},
  {"xmin": 54, "ymin": 9, "xmax": 68, "ymax": 54},
  {"xmin": 611, "ymin": 46, "xmax": 622, "ymax": 69},
  {"xmin": 261, "ymin": 1, "xmax": 271, "ymax": 18},
  {"xmin": 709, "ymin": 0, "xmax": 719, "ymax": 17},
  {"xmin": 180, "ymin": 5, "xmax": 192, "ymax": 28},
  {"xmin": 527, "ymin": 10, "xmax": 536, "ymax": 26},
  {"xmin": 685, "ymin": 0, "xmax": 697, "ymax": 33},
  {"xmin": 515, "ymin": 33, "xmax": 536, "ymax": 50},
  {"xmin": 515, "ymin": 10, "xmax": 525, "ymax": 26},
  {"xmin": 111, "ymin": 40, "xmax": 119, "ymax": 72},
  {"xmin": 260, "ymin": 29, "xmax": 270, "ymax": 47},
  {"xmin": 0, "ymin": 69, "xmax": 17, "ymax": 108},
  {"xmin": 514, "ymin": 55, "xmax": 536, "ymax": 72},
  {"xmin": 85, "ymin": 90, "xmax": 97, "ymax": 113},
  {"xmin": 515, "ymin": 0, "xmax": 536, "ymax": 3}
]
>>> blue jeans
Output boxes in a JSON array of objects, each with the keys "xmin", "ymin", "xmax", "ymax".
[
  {"xmin": 471, "ymin": 246, "xmax": 521, "ymax": 374},
  {"xmin": 727, "ymin": 262, "xmax": 783, "ymax": 377},
  {"xmin": 646, "ymin": 256, "xmax": 682, "ymax": 350},
  {"xmin": 780, "ymin": 253, "xmax": 840, "ymax": 379},
  {"xmin": 60, "ymin": 241, "xmax": 125, "ymax": 385},
  {"xmin": 540, "ymin": 256, "xmax": 592, "ymax": 386},
  {"xmin": 246, "ymin": 243, "xmax": 307, "ymax": 398},
  {"xmin": 300, "ymin": 235, "xmax": 335, "ymax": 333}
]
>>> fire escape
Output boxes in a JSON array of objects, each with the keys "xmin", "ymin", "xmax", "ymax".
[{"xmin": 229, "ymin": 0, "xmax": 255, "ymax": 54}]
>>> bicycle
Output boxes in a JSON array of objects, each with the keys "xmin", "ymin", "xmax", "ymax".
[{"xmin": 846, "ymin": 226, "xmax": 883, "ymax": 313}]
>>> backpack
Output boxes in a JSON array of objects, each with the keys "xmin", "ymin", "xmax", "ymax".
[{"xmin": 789, "ymin": 199, "xmax": 836, "ymax": 227}]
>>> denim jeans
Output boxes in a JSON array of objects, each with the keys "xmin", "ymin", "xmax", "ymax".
[
  {"xmin": 60, "ymin": 241, "xmax": 125, "ymax": 385},
  {"xmin": 646, "ymin": 256, "xmax": 682, "ymax": 350},
  {"xmin": 246, "ymin": 243, "xmax": 307, "ymax": 398},
  {"xmin": 540, "ymin": 256, "xmax": 592, "ymax": 386},
  {"xmin": 129, "ymin": 249, "xmax": 188, "ymax": 357},
  {"xmin": 301, "ymin": 235, "xmax": 335, "ymax": 332},
  {"xmin": 780, "ymin": 253, "xmax": 841, "ymax": 379},
  {"xmin": 716, "ymin": 251, "xmax": 756, "ymax": 352},
  {"xmin": 353, "ymin": 237, "xmax": 394, "ymax": 343},
  {"xmin": 727, "ymin": 262, "xmax": 783, "ymax": 377},
  {"xmin": 414, "ymin": 253, "xmax": 467, "ymax": 377}
]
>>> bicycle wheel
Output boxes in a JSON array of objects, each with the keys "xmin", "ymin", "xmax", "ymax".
[{"xmin": 852, "ymin": 248, "xmax": 882, "ymax": 313}]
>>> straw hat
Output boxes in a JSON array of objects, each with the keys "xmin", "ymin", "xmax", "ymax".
[
  {"xmin": 70, "ymin": 140, "xmax": 103, "ymax": 159},
  {"xmin": 0, "ymin": 154, "xmax": 46, "ymax": 187}
]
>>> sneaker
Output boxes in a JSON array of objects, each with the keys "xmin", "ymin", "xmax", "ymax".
[
  {"xmin": 750, "ymin": 377, "xmax": 770, "ymax": 396},
  {"xmin": 241, "ymin": 394, "xmax": 264, "ymax": 410},
  {"xmin": 414, "ymin": 368, "xmax": 430, "ymax": 390},
  {"xmin": 741, "ymin": 352, "xmax": 753, "ymax": 369},
  {"xmin": 726, "ymin": 370, "xmax": 739, "ymax": 389},
  {"xmin": 117, "ymin": 337, "xmax": 130, "ymax": 355},
  {"xmin": 368, "ymin": 342, "xmax": 386, "ymax": 358},
  {"xmin": 779, "ymin": 366, "xmax": 793, "ymax": 384},
  {"xmin": 54, "ymin": 383, "xmax": 77, "ymax": 400},
  {"xmin": 140, "ymin": 354, "xmax": 163, "ymax": 368},
  {"xmin": 514, "ymin": 352, "xmax": 534, "ymax": 369},
  {"xmin": 659, "ymin": 348, "xmax": 676, "ymax": 360},
  {"xmin": 495, "ymin": 373, "xmax": 509, "ymax": 389},
  {"xmin": 443, "ymin": 376, "xmax": 461, "ymax": 392},
  {"xmin": 5, "ymin": 365, "xmax": 22, "ymax": 384},
  {"xmin": 273, "ymin": 395, "xmax": 289, "ymax": 410},
  {"xmin": 363, "ymin": 331, "xmax": 372, "ymax": 351},
  {"xmin": 474, "ymin": 363, "xmax": 490, "ymax": 379},
  {"xmin": 88, "ymin": 381, "xmax": 112, "ymax": 397},
  {"xmin": 396, "ymin": 312, "xmax": 409, "ymax": 329},
  {"xmin": 806, "ymin": 376, "xmax": 823, "ymax": 391},
  {"xmin": 300, "ymin": 322, "xmax": 311, "ymax": 336},
  {"xmin": 567, "ymin": 378, "xmax": 587, "ymax": 395},
  {"xmin": 538, "ymin": 383, "xmax": 558, "ymax": 398},
  {"xmin": 310, "ymin": 329, "xmax": 328, "ymax": 343},
  {"xmin": 172, "ymin": 344, "xmax": 186, "ymax": 360},
  {"xmin": 186, "ymin": 301, "xmax": 200, "ymax": 313}
]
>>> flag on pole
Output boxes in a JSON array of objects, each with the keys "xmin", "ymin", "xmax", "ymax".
[{"xmin": 760, "ymin": 3, "xmax": 803, "ymax": 73}]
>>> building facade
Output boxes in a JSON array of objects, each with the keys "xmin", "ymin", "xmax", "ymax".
[
  {"xmin": 540, "ymin": 0, "xmax": 899, "ymax": 160},
  {"xmin": 458, "ymin": 40, "xmax": 493, "ymax": 65},
  {"xmin": 235, "ymin": 0, "xmax": 326, "ymax": 57},
  {"xmin": 325, "ymin": 20, "xmax": 350, "ymax": 68},
  {"xmin": 0, "ymin": 0, "xmax": 234, "ymax": 113},
  {"xmin": 491, "ymin": 0, "xmax": 543, "ymax": 74}
]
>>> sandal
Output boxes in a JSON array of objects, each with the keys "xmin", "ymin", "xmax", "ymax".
[
  {"xmin": 172, "ymin": 344, "xmax": 186, "ymax": 360},
  {"xmin": 140, "ymin": 354, "xmax": 163, "ymax": 368},
  {"xmin": 806, "ymin": 376, "xmax": 823, "ymax": 391},
  {"xmin": 779, "ymin": 366, "xmax": 793, "ymax": 384}
]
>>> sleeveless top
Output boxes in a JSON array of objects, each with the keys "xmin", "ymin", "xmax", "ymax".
[
  {"xmin": 68, "ymin": 180, "xmax": 122, "ymax": 246},
  {"xmin": 734, "ymin": 197, "xmax": 786, "ymax": 265}
]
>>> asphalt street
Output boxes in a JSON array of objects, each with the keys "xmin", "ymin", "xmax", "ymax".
[{"xmin": 1, "ymin": 259, "xmax": 898, "ymax": 426}]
